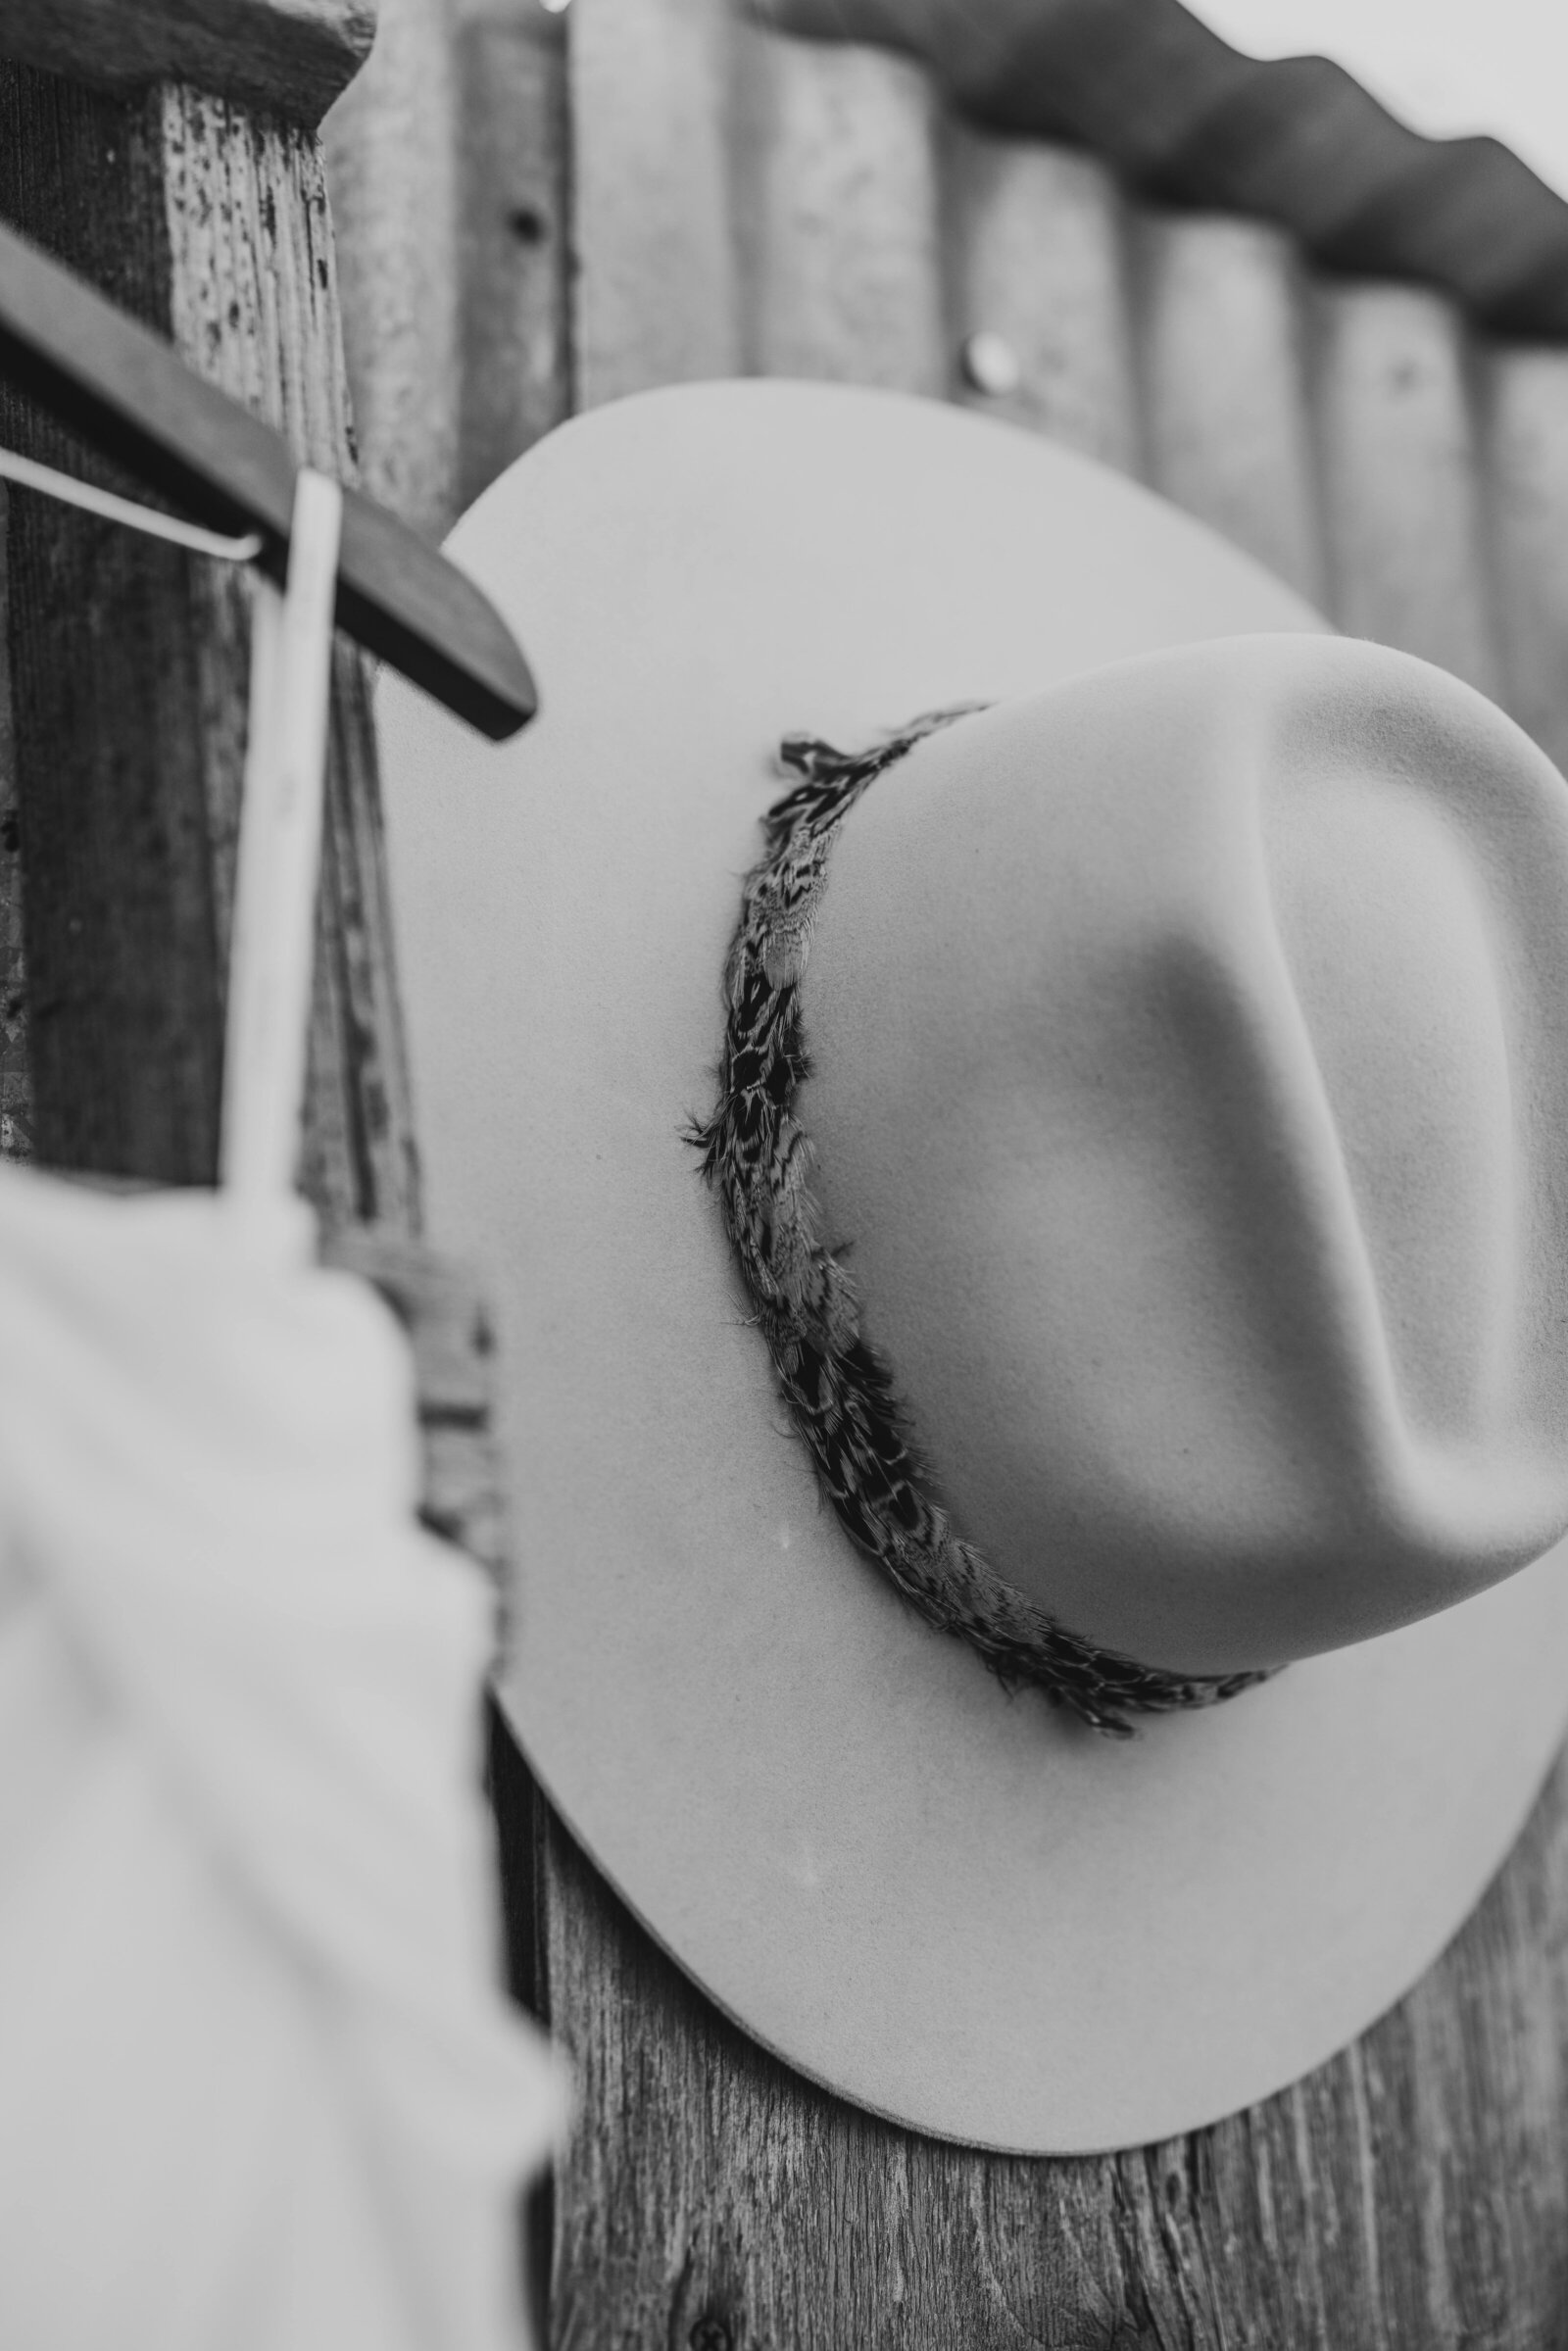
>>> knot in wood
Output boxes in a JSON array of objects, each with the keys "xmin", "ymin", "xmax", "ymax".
[{"xmin": 688, "ymin": 2316, "xmax": 736, "ymax": 2351}]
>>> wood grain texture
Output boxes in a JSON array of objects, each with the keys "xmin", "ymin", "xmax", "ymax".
[
  {"xmin": 0, "ymin": 0, "xmax": 375, "ymax": 124},
  {"xmin": 525, "ymin": 1735, "xmax": 1568, "ymax": 2348},
  {"xmin": 1309, "ymin": 281, "xmax": 1498, "ymax": 694},
  {"xmin": 570, "ymin": 0, "xmax": 739, "ymax": 409},
  {"xmin": 164, "ymin": 78, "xmax": 420, "ymax": 1220},
  {"xmin": 733, "ymin": 26, "xmax": 945, "ymax": 395},
  {"xmin": 324, "ymin": 0, "xmax": 464, "ymax": 541},
  {"xmin": 0, "ymin": 197, "xmax": 537, "ymax": 736},
  {"xmin": 1133, "ymin": 211, "xmax": 1325, "ymax": 605},
  {"xmin": 454, "ymin": 0, "xmax": 571, "ymax": 513},
  {"xmin": 0, "ymin": 62, "xmax": 416, "ymax": 1220},
  {"xmin": 2, "ymin": 75, "xmax": 224, "ymax": 1186},
  {"xmin": 944, "ymin": 128, "xmax": 1140, "ymax": 474}
]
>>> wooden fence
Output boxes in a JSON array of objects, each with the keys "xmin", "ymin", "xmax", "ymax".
[{"xmin": 329, "ymin": 4, "xmax": 1568, "ymax": 2340}]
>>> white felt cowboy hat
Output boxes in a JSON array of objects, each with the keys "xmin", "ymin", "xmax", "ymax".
[{"xmin": 377, "ymin": 379, "xmax": 1568, "ymax": 2154}]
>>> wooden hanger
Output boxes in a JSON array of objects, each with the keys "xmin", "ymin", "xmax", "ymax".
[{"xmin": 0, "ymin": 216, "xmax": 536, "ymax": 741}]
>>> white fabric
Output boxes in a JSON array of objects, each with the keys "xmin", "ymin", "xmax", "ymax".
[{"xmin": 0, "ymin": 1164, "xmax": 567, "ymax": 2351}]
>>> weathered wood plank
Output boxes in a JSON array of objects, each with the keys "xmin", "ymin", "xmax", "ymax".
[
  {"xmin": 570, "ymin": 0, "xmax": 738, "ymax": 410},
  {"xmin": 324, "ymin": 0, "xmax": 464, "ymax": 542},
  {"xmin": 0, "ymin": 62, "xmax": 415, "ymax": 1223},
  {"xmin": 533, "ymin": 1717, "xmax": 1568, "ymax": 2347},
  {"xmin": 732, "ymin": 27, "xmax": 945, "ymax": 395},
  {"xmin": 453, "ymin": 0, "xmax": 571, "ymax": 513},
  {"xmin": 1133, "ymin": 210, "xmax": 1325, "ymax": 605},
  {"xmin": 944, "ymin": 126, "xmax": 1140, "ymax": 474},
  {"xmin": 168, "ymin": 77, "xmax": 420, "ymax": 1223},
  {"xmin": 0, "ymin": 185, "xmax": 536, "ymax": 739},
  {"xmin": 0, "ymin": 489, "xmax": 28, "ymax": 1162},
  {"xmin": 1481, "ymin": 347, "xmax": 1568, "ymax": 777},
  {"xmin": 1310, "ymin": 280, "xmax": 1499, "ymax": 693},
  {"xmin": 2, "ymin": 76, "xmax": 225, "ymax": 1186},
  {"xmin": 0, "ymin": 0, "xmax": 374, "ymax": 125},
  {"xmin": 325, "ymin": 0, "xmax": 570, "ymax": 534}
]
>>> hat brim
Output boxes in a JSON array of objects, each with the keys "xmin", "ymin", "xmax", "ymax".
[{"xmin": 378, "ymin": 381, "xmax": 1568, "ymax": 2153}]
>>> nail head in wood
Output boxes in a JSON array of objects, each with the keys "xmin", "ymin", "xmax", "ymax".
[{"xmin": 960, "ymin": 326, "xmax": 1022, "ymax": 398}]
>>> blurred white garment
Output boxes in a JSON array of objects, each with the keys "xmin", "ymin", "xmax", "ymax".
[{"xmin": 0, "ymin": 1165, "xmax": 567, "ymax": 2351}]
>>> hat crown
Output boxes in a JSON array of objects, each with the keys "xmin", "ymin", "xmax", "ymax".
[{"xmin": 798, "ymin": 635, "xmax": 1568, "ymax": 1675}]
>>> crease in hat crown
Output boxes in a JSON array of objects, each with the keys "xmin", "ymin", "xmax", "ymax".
[{"xmin": 695, "ymin": 632, "xmax": 1568, "ymax": 1698}]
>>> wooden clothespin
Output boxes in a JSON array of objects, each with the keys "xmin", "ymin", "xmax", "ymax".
[{"xmin": 0, "ymin": 217, "xmax": 535, "ymax": 741}]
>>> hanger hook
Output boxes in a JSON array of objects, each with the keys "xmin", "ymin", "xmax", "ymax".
[{"xmin": 0, "ymin": 444, "xmax": 265, "ymax": 563}]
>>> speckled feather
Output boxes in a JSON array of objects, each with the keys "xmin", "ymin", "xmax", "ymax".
[{"xmin": 689, "ymin": 713, "xmax": 1269, "ymax": 1737}]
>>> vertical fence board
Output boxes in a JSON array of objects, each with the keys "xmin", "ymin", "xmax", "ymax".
[
  {"xmin": 945, "ymin": 126, "xmax": 1140, "ymax": 472},
  {"xmin": 162, "ymin": 79, "xmax": 419, "ymax": 1228},
  {"xmin": 733, "ymin": 28, "xmax": 945, "ymax": 394},
  {"xmin": 1, "ymin": 64, "xmax": 416, "ymax": 1227},
  {"xmin": 327, "ymin": 0, "xmax": 572, "ymax": 529},
  {"xmin": 324, "ymin": 0, "xmax": 465, "ymax": 541},
  {"xmin": 1133, "ymin": 211, "xmax": 1325, "ymax": 605},
  {"xmin": 2, "ymin": 73, "xmax": 221, "ymax": 1186},
  {"xmin": 1481, "ymin": 347, "xmax": 1568, "ymax": 775},
  {"xmin": 570, "ymin": 0, "xmax": 739, "ymax": 407},
  {"xmin": 454, "ymin": 0, "xmax": 571, "ymax": 513},
  {"xmin": 1310, "ymin": 281, "xmax": 1498, "ymax": 693},
  {"xmin": 0, "ymin": 488, "xmax": 28, "ymax": 1162}
]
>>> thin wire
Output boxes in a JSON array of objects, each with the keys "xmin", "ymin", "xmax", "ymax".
[{"xmin": 0, "ymin": 445, "xmax": 266, "ymax": 564}]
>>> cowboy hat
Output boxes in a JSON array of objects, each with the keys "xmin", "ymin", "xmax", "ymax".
[{"xmin": 376, "ymin": 379, "xmax": 1568, "ymax": 2152}]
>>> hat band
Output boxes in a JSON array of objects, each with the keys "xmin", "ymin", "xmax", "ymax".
[{"xmin": 690, "ymin": 710, "xmax": 1271, "ymax": 1737}]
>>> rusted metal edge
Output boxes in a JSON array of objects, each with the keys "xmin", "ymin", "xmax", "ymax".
[
  {"xmin": 0, "ymin": 0, "xmax": 377, "ymax": 126},
  {"xmin": 756, "ymin": 0, "xmax": 1568, "ymax": 337}
]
